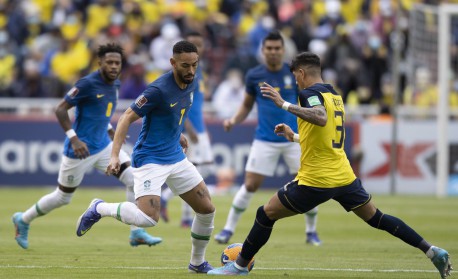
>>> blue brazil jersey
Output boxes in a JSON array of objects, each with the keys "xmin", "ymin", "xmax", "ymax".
[
  {"xmin": 63, "ymin": 71, "xmax": 120, "ymax": 158},
  {"xmin": 245, "ymin": 63, "xmax": 298, "ymax": 142},
  {"xmin": 130, "ymin": 71, "xmax": 197, "ymax": 167},
  {"xmin": 187, "ymin": 65, "xmax": 205, "ymax": 133}
]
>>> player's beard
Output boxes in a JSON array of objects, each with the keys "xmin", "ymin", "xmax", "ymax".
[
  {"xmin": 179, "ymin": 73, "xmax": 194, "ymax": 84},
  {"xmin": 102, "ymin": 69, "xmax": 119, "ymax": 82}
]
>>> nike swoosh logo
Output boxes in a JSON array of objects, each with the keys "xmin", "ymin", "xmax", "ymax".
[
  {"xmin": 97, "ymin": 94, "xmax": 104, "ymax": 98},
  {"xmin": 79, "ymin": 228, "xmax": 90, "ymax": 235},
  {"xmin": 170, "ymin": 102, "xmax": 178, "ymax": 107}
]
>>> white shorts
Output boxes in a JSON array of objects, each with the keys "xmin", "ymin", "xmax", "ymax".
[
  {"xmin": 186, "ymin": 131, "xmax": 213, "ymax": 164},
  {"xmin": 132, "ymin": 158, "xmax": 203, "ymax": 199},
  {"xmin": 58, "ymin": 142, "xmax": 131, "ymax": 187},
  {"xmin": 186, "ymin": 131, "xmax": 214, "ymax": 178},
  {"xmin": 245, "ymin": 139, "xmax": 300, "ymax": 177}
]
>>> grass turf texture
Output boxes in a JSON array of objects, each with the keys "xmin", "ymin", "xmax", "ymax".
[{"xmin": 0, "ymin": 187, "xmax": 456, "ymax": 278}]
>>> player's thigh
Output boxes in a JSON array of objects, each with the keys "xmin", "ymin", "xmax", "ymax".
[
  {"xmin": 245, "ymin": 140, "xmax": 282, "ymax": 177},
  {"xmin": 333, "ymin": 178, "xmax": 372, "ymax": 214},
  {"xmin": 93, "ymin": 142, "xmax": 131, "ymax": 171},
  {"xmin": 282, "ymin": 142, "xmax": 301, "ymax": 174},
  {"xmin": 57, "ymin": 154, "xmax": 97, "ymax": 187},
  {"xmin": 277, "ymin": 180, "xmax": 332, "ymax": 214},
  {"xmin": 166, "ymin": 159, "xmax": 214, "ymax": 214},
  {"xmin": 166, "ymin": 158, "xmax": 204, "ymax": 195},
  {"xmin": 132, "ymin": 163, "xmax": 169, "ymax": 200}
]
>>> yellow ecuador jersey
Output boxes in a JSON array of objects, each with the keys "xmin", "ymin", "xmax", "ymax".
[{"xmin": 295, "ymin": 83, "xmax": 356, "ymax": 188}]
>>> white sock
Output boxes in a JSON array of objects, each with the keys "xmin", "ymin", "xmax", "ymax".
[
  {"xmin": 426, "ymin": 246, "xmax": 436, "ymax": 259},
  {"xmin": 119, "ymin": 167, "xmax": 141, "ymax": 231},
  {"xmin": 305, "ymin": 206, "xmax": 318, "ymax": 233},
  {"xmin": 22, "ymin": 188, "xmax": 73, "ymax": 224},
  {"xmin": 223, "ymin": 185, "xmax": 253, "ymax": 232},
  {"xmin": 125, "ymin": 185, "xmax": 141, "ymax": 231},
  {"xmin": 97, "ymin": 202, "xmax": 157, "ymax": 227},
  {"xmin": 190, "ymin": 211, "xmax": 215, "ymax": 266}
]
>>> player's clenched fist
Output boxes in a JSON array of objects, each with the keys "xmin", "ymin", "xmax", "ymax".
[
  {"xmin": 223, "ymin": 118, "xmax": 235, "ymax": 132},
  {"xmin": 70, "ymin": 137, "xmax": 90, "ymax": 159},
  {"xmin": 106, "ymin": 157, "xmax": 121, "ymax": 175}
]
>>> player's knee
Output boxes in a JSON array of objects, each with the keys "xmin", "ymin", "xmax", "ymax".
[
  {"xmin": 244, "ymin": 183, "xmax": 259, "ymax": 192},
  {"xmin": 256, "ymin": 206, "xmax": 275, "ymax": 228},
  {"xmin": 194, "ymin": 201, "xmax": 215, "ymax": 215},
  {"xmin": 203, "ymin": 203, "xmax": 216, "ymax": 214},
  {"xmin": 366, "ymin": 208, "xmax": 383, "ymax": 229}
]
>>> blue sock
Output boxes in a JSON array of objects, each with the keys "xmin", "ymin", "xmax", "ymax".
[
  {"xmin": 367, "ymin": 209, "xmax": 424, "ymax": 248},
  {"xmin": 237, "ymin": 206, "xmax": 276, "ymax": 267}
]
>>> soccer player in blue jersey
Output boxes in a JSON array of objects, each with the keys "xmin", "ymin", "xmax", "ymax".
[
  {"xmin": 12, "ymin": 43, "xmax": 161, "ymax": 249},
  {"xmin": 160, "ymin": 31, "xmax": 215, "ymax": 227},
  {"xmin": 76, "ymin": 40, "xmax": 216, "ymax": 273},
  {"xmin": 214, "ymin": 31, "xmax": 321, "ymax": 245},
  {"xmin": 208, "ymin": 52, "xmax": 452, "ymax": 278}
]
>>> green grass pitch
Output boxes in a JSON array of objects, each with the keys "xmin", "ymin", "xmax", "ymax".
[{"xmin": 0, "ymin": 187, "xmax": 456, "ymax": 278}]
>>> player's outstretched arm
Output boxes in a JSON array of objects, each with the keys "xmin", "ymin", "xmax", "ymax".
[
  {"xmin": 223, "ymin": 93, "xmax": 255, "ymax": 132},
  {"xmin": 55, "ymin": 99, "xmax": 89, "ymax": 159},
  {"xmin": 261, "ymin": 82, "xmax": 327, "ymax": 126},
  {"xmin": 107, "ymin": 108, "xmax": 140, "ymax": 175},
  {"xmin": 287, "ymin": 105, "xmax": 327, "ymax": 127}
]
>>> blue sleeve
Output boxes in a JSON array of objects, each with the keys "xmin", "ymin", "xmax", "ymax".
[
  {"xmin": 245, "ymin": 70, "xmax": 256, "ymax": 97},
  {"xmin": 130, "ymin": 86, "xmax": 162, "ymax": 117},
  {"xmin": 298, "ymin": 89, "xmax": 324, "ymax": 108},
  {"xmin": 64, "ymin": 78, "xmax": 90, "ymax": 106}
]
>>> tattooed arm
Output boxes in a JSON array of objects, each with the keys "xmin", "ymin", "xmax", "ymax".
[
  {"xmin": 286, "ymin": 104, "xmax": 327, "ymax": 126},
  {"xmin": 260, "ymin": 82, "xmax": 327, "ymax": 126}
]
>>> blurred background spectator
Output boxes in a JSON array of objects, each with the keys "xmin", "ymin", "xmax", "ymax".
[
  {"xmin": 0, "ymin": 0, "xmax": 456, "ymax": 118},
  {"xmin": 211, "ymin": 68, "xmax": 250, "ymax": 119}
]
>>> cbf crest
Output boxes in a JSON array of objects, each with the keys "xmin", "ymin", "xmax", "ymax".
[
  {"xmin": 144, "ymin": 179, "xmax": 151, "ymax": 189},
  {"xmin": 284, "ymin": 75, "xmax": 293, "ymax": 89},
  {"xmin": 190, "ymin": 91, "xmax": 194, "ymax": 105}
]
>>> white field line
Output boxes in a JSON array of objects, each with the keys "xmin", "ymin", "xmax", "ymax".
[{"xmin": 0, "ymin": 265, "xmax": 437, "ymax": 273}]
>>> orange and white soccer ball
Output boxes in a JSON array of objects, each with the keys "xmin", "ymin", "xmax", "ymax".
[{"xmin": 220, "ymin": 243, "xmax": 255, "ymax": 271}]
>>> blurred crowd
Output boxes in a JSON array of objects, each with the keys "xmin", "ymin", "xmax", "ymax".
[{"xmin": 0, "ymin": 0, "xmax": 457, "ymax": 119}]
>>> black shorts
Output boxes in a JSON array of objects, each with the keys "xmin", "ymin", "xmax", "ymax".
[{"xmin": 277, "ymin": 178, "xmax": 371, "ymax": 214}]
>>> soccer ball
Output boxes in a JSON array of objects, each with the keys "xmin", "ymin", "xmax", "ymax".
[{"xmin": 220, "ymin": 243, "xmax": 255, "ymax": 271}]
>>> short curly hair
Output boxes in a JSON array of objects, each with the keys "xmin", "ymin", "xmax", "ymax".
[
  {"xmin": 173, "ymin": 40, "xmax": 198, "ymax": 55},
  {"xmin": 97, "ymin": 43, "xmax": 124, "ymax": 58}
]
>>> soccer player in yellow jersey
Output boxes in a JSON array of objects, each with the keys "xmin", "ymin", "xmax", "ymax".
[{"xmin": 208, "ymin": 52, "xmax": 452, "ymax": 278}]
